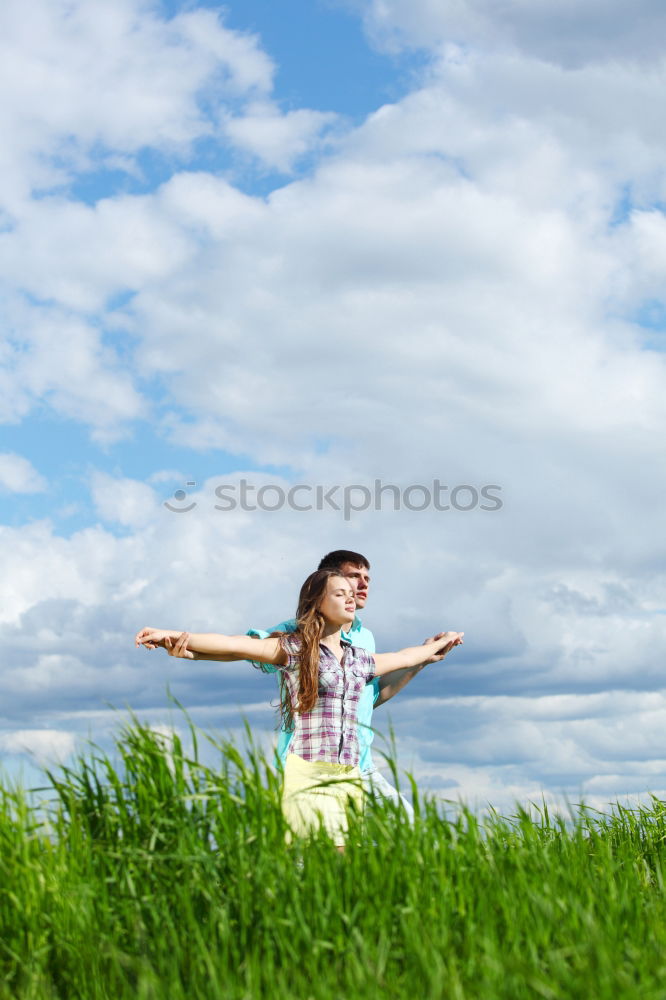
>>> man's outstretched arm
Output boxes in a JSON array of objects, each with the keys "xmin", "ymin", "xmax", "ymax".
[{"xmin": 374, "ymin": 632, "xmax": 448, "ymax": 707}]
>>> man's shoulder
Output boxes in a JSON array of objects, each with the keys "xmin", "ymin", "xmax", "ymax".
[
  {"xmin": 269, "ymin": 618, "xmax": 297, "ymax": 634},
  {"xmin": 245, "ymin": 618, "xmax": 298, "ymax": 672},
  {"xmin": 348, "ymin": 616, "xmax": 375, "ymax": 653}
]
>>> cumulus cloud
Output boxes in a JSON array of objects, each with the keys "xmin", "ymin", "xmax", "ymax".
[
  {"xmin": 0, "ymin": 0, "xmax": 274, "ymax": 211},
  {"xmin": 0, "ymin": 195, "xmax": 195, "ymax": 313},
  {"xmin": 338, "ymin": 45, "xmax": 666, "ymax": 224},
  {"xmin": 0, "ymin": 0, "xmax": 340, "ymax": 435},
  {"xmin": 358, "ymin": 0, "xmax": 666, "ymax": 68},
  {"xmin": 376, "ymin": 688, "xmax": 666, "ymax": 813},
  {"xmin": 0, "ymin": 0, "xmax": 337, "ymax": 221},
  {"xmin": 223, "ymin": 101, "xmax": 339, "ymax": 172},
  {"xmin": 0, "ymin": 453, "xmax": 46, "ymax": 493},
  {"xmin": 91, "ymin": 472, "xmax": 159, "ymax": 528},
  {"xmin": 0, "ymin": 728, "xmax": 75, "ymax": 764},
  {"xmin": 0, "ymin": 296, "xmax": 145, "ymax": 439}
]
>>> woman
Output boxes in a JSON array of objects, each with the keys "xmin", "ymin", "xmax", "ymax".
[{"xmin": 135, "ymin": 569, "xmax": 463, "ymax": 848}]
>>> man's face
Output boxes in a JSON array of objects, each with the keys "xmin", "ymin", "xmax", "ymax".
[{"xmin": 338, "ymin": 561, "xmax": 370, "ymax": 610}]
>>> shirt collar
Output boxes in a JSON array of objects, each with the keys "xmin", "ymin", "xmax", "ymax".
[{"xmin": 339, "ymin": 616, "xmax": 363, "ymax": 644}]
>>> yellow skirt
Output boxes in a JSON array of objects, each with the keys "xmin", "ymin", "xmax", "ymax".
[{"xmin": 281, "ymin": 753, "xmax": 364, "ymax": 847}]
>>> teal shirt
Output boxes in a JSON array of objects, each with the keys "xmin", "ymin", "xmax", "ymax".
[{"xmin": 246, "ymin": 617, "xmax": 378, "ymax": 773}]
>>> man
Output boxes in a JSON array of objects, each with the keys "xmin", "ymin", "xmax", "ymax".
[{"xmin": 247, "ymin": 549, "xmax": 447, "ymax": 819}]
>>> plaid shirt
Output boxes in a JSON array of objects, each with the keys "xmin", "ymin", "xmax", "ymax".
[{"xmin": 275, "ymin": 635, "xmax": 376, "ymax": 766}]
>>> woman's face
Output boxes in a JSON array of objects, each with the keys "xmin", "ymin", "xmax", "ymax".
[{"xmin": 318, "ymin": 575, "xmax": 356, "ymax": 627}]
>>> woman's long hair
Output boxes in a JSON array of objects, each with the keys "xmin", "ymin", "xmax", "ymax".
[{"xmin": 276, "ymin": 568, "xmax": 350, "ymax": 731}]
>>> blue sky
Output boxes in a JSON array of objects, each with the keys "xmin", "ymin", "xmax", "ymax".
[
  {"xmin": 1, "ymin": 0, "xmax": 665, "ymax": 813},
  {"xmin": 207, "ymin": 0, "xmax": 424, "ymax": 117}
]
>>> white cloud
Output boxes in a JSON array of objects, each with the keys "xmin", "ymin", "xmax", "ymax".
[
  {"xmin": 0, "ymin": 0, "xmax": 274, "ymax": 211},
  {"xmin": 0, "ymin": 453, "xmax": 46, "ymax": 493},
  {"xmin": 113, "ymin": 153, "xmax": 664, "ymax": 492},
  {"xmin": 623, "ymin": 210, "xmax": 666, "ymax": 300},
  {"xmin": 0, "ymin": 195, "xmax": 194, "ymax": 313},
  {"xmin": 0, "ymin": 296, "xmax": 145, "ymax": 440},
  {"xmin": 0, "ymin": 0, "xmax": 339, "ymax": 218},
  {"xmin": 91, "ymin": 471, "xmax": 158, "ymax": 528},
  {"xmin": 347, "ymin": 46, "xmax": 666, "ymax": 211},
  {"xmin": 0, "ymin": 173, "xmax": 265, "ymax": 315},
  {"xmin": 358, "ymin": 0, "xmax": 666, "ymax": 67},
  {"xmin": 223, "ymin": 101, "xmax": 339, "ymax": 172},
  {"xmin": 0, "ymin": 728, "xmax": 75, "ymax": 764},
  {"xmin": 378, "ymin": 689, "xmax": 666, "ymax": 813}
]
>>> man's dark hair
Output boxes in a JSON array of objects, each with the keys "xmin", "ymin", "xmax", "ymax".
[{"xmin": 317, "ymin": 549, "xmax": 370, "ymax": 571}]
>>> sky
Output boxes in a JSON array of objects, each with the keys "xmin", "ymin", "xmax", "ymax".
[{"xmin": 1, "ymin": 0, "xmax": 665, "ymax": 814}]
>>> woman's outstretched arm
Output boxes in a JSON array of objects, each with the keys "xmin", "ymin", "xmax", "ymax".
[
  {"xmin": 373, "ymin": 631, "xmax": 463, "ymax": 677},
  {"xmin": 135, "ymin": 628, "xmax": 287, "ymax": 666}
]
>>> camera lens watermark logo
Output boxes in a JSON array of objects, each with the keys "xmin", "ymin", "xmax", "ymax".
[{"xmin": 164, "ymin": 479, "xmax": 503, "ymax": 520}]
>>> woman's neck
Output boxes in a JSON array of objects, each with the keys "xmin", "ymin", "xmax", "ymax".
[{"xmin": 320, "ymin": 621, "xmax": 343, "ymax": 643}]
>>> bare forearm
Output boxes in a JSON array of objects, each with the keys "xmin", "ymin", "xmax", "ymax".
[
  {"xmin": 184, "ymin": 633, "xmax": 286, "ymax": 662},
  {"xmin": 376, "ymin": 641, "xmax": 442, "ymax": 675},
  {"xmin": 135, "ymin": 626, "xmax": 285, "ymax": 666},
  {"xmin": 373, "ymin": 632, "xmax": 462, "ymax": 677},
  {"xmin": 177, "ymin": 633, "xmax": 235, "ymax": 655},
  {"xmin": 397, "ymin": 644, "xmax": 434, "ymax": 669}
]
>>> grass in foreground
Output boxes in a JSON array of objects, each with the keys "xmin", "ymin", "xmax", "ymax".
[{"xmin": 2, "ymin": 717, "xmax": 666, "ymax": 1000}]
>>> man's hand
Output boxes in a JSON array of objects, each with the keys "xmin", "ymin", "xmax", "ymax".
[
  {"xmin": 375, "ymin": 630, "xmax": 463, "ymax": 706},
  {"xmin": 135, "ymin": 627, "xmax": 174, "ymax": 650},
  {"xmin": 421, "ymin": 632, "xmax": 447, "ymax": 664},
  {"xmin": 164, "ymin": 633, "xmax": 197, "ymax": 659},
  {"xmin": 421, "ymin": 631, "xmax": 463, "ymax": 663},
  {"xmin": 135, "ymin": 629, "xmax": 201, "ymax": 660}
]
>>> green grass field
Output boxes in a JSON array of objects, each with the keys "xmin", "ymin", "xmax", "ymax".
[{"xmin": 2, "ymin": 716, "xmax": 666, "ymax": 1000}]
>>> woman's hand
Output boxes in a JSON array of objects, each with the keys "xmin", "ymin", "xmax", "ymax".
[
  {"xmin": 164, "ymin": 632, "xmax": 197, "ymax": 659},
  {"xmin": 374, "ymin": 631, "xmax": 464, "ymax": 676},
  {"xmin": 135, "ymin": 627, "xmax": 176, "ymax": 649},
  {"xmin": 421, "ymin": 631, "xmax": 463, "ymax": 664},
  {"xmin": 136, "ymin": 629, "xmax": 286, "ymax": 665},
  {"xmin": 428, "ymin": 631, "xmax": 464, "ymax": 661}
]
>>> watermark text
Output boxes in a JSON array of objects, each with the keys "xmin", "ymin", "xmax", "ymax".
[{"xmin": 165, "ymin": 479, "xmax": 503, "ymax": 520}]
